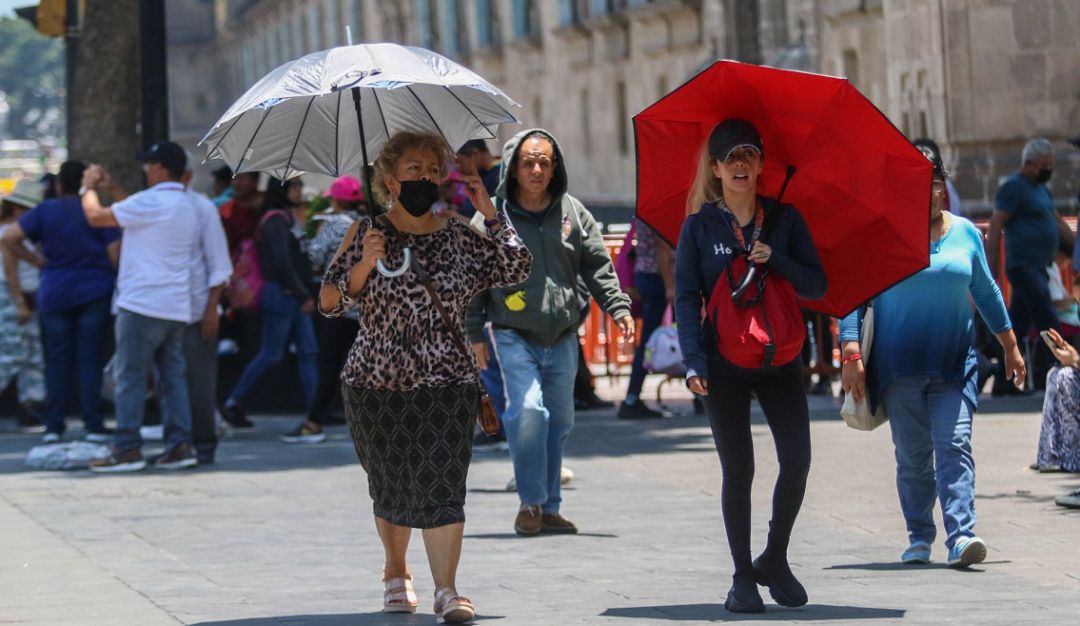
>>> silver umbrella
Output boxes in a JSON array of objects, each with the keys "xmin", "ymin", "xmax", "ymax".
[{"xmin": 199, "ymin": 43, "xmax": 519, "ymax": 276}]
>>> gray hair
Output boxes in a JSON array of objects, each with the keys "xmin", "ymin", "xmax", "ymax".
[{"xmin": 1021, "ymin": 138, "xmax": 1053, "ymax": 165}]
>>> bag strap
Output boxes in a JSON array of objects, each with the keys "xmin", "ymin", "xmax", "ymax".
[{"xmin": 375, "ymin": 215, "xmax": 477, "ymax": 371}]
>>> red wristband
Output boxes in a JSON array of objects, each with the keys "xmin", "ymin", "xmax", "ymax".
[{"xmin": 842, "ymin": 353, "xmax": 862, "ymax": 365}]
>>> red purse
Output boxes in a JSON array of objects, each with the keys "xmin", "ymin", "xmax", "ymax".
[{"xmin": 706, "ymin": 201, "xmax": 805, "ymax": 369}]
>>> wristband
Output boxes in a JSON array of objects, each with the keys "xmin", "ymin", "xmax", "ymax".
[
  {"xmin": 483, "ymin": 216, "xmax": 501, "ymax": 230},
  {"xmin": 841, "ymin": 353, "xmax": 862, "ymax": 365}
]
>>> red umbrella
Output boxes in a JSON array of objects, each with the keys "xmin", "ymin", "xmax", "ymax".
[{"xmin": 634, "ymin": 60, "xmax": 931, "ymax": 317}]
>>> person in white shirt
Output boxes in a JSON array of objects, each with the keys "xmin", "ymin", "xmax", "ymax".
[
  {"xmin": 79, "ymin": 141, "xmax": 202, "ymax": 473},
  {"xmin": 181, "ymin": 169, "xmax": 233, "ymax": 464}
]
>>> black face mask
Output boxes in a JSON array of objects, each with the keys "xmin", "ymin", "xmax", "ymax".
[
  {"xmin": 1035, "ymin": 168, "xmax": 1053, "ymax": 184},
  {"xmin": 396, "ymin": 179, "xmax": 439, "ymax": 217}
]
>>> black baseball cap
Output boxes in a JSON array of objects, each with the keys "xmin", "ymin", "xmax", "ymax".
[
  {"xmin": 708, "ymin": 119, "xmax": 764, "ymax": 161},
  {"xmin": 1069, "ymin": 134, "xmax": 1080, "ymax": 149},
  {"xmin": 137, "ymin": 141, "xmax": 187, "ymax": 176}
]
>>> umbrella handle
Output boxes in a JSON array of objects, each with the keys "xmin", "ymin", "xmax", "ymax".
[
  {"xmin": 732, "ymin": 264, "xmax": 757, "ymax": 300},
  {"xmin": 376, "ymin": 247, "xmax": 412, "ymax": 278}
]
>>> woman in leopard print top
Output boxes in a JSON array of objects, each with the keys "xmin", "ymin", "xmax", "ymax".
[{"xmin": 318, "ymin": 131, "xmax": 531, "ymax": 623}]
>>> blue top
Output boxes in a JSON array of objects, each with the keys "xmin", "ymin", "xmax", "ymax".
[
  {"xmin": 839, "ymin": 215, "xmax": 1010, "ymax": 410},
  {"xmin": 674, "ymin": 198, "xmax": 827, "ymax": 378},
  {"xmin": 18, "ymin": 196, "xmax": 121, "ymax": 313},
  {"xmin": 995, "ymin": 173, "xmax": 1057, "ymax": 271}
]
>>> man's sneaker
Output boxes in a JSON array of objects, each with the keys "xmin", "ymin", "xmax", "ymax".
[
  {"xmin": 473, "ymin": 430, "xmax": 508, "ymax": 452},
  {"xmin": 514, "ymin": 504, "xmax": 542, "ymax": 536},
  {"xmin": 90, "ymin": 447, "xmax": 147, "ymax": 473},
  {"xmin": 42, "ymin": 432, "xmax": 62, "ymax": 444},
  {"xmin": 617, "ymin": 400, "xmax": 663, "ymax": 420},
  {"xmin": 280, "ymin": 422, "xmax": 326, "ymax": 444},
  {"xmin": 947, "ymin": 536, "xmax": 987, "ymax": 568},
  {"xmin": 85, "ymin": 428, "xmax": 114, "ymax": 444},
  {"xmin": 221, "ymin": 404, "xmax": 254, "ymax": 428},
  {"xmin": 541, "ymin": 513, "xmax": 578, "ymax": 534},
  {"xmin": 1055, "ymin": 489, "xmax": 1080, "ymax": 509},
  {"xmin": 901, "ymin": 541, "xmax": 932, "ymax": 564},
  {"xmin": 153, "ymin": 443, "xmax": 198, "ymax": 471}
]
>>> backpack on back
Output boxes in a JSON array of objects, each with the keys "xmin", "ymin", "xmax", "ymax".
[{"xmin": 226, "ymin": 209, "xmax": 287, "ymax": 312}]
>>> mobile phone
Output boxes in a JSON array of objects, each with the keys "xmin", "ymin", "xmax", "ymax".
[{"xmin": 1040, "ymin": 330, "xmax": 1057, "ymax": 351}]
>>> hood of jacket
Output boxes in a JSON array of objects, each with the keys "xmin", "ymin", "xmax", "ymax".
[{"xmin": 495, "ymin": 128, "xmax": 569, "ymax": 205}]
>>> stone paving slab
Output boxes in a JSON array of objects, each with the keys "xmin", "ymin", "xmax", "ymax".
[{"xmin": 0, "ymin": 383, "xmax": 1077, "ymax": 625}]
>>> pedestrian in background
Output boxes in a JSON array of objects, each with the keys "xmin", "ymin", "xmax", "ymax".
[
  {"xmin": 676, "ymin": 119, "xmax": 826, "ymax": 613},
  {"xmin": 320, "ymin": 130, "xmax": 531, "ymax": 622},
  {"xmin": 0, "ymin": 180, "xmax": 47, "ymax": 429},
  {"xmin": 841, "ymin": 151, "xmax": 1025, "ymax": 568},
  {"xmin": 2, "ymin": 161, "xmax": 120, "ymax": 444},
  {"xmin": 80, "ymin": 142, "xmax": 202, "ymax": 472}
]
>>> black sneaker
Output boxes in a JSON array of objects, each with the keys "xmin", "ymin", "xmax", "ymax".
[
  {"xmin": 152, "ymin": 442, "xmax": 198, "ymax": 470},
  {"xmin": 16, "ymin": 401, "xmax": 43, "ymax": 429},
  {"xmin": 617, "ymin": 400, "xmax": 663, "ymax": 420},
  {"xmin": 473, "ymin": 430, "xmax": 508, "ymax": 452},
  {"xmin": 194, "ymin": 444, "xmax": 216, "ymax": 465},
  {"xmin": 580, "ymin": 391, "xmax": 615, "ymax": 410},
  {"xmin": 221, "ymin": 404, "xmax": 254, "ymax": 428}
]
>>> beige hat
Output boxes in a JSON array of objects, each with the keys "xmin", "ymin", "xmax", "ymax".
[{"xmin": 3, "ymin": 179, "xmax": 44, "ymax": 209}]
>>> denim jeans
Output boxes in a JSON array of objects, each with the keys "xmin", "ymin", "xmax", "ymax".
[
  {"xmin": 227, "ymin": 281, "xmax": 318, "ymax": 408},
  {"xmin": 39, "ymin": 296, "xmax": 111, "ymax": 435},
  {"xmin": 491, "ymin": 329, "xmax": 577, "ymax": 513},
  {"xmin": 479, "ymin": 328, "xmax": 507, "ymax": 425},
  {"xmin": 114, "ymin": 309, "xmax": 192, "ymax": 452},
  {"xmin": 882, "ymin": 376, "xmax": 976, "ymax": 549},
  {"xmin": 627, "ymin": 271, "xmax": 667, "ymax": 398}
]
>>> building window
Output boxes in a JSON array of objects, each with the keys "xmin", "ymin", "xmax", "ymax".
[
  {"xmin": 307, "ymin": 4, "xmax": 321, "ymax": 50},
  {"xmin": 616, "ymin": 80, "xmax": 628, "ymax": 156},
  {"xmin": 475, "ymin": 0, "xmax": 501, "ymax": 48},
  {"xmin": 345, "ymin": 0, "xmax": 364, "ymax": 43},
  {"xmin": 559, "ymin": 0, "xmax": 588, "ymax": 26},
  {"xmin": 591, "ymin": 0, "xmax": 627, "ymax": 18},
  {"xmin": 444, "ymin": 1, "xmax": 468, "ymax": 58},
  {"xmin": 383, "ymin": 3, "xmax": 405, "ymax": 42},
  {"xmin": 657, "ymin": 75, "xmax": 668, "ymax": 100},
  {"xmin": 581, "ymin": 88, "xmax": 590, "ymax": 157},
  {"xmin": 417, "ymin": 0, "xmax": 440, "ymax": 51},
  {"xmin": 291, "ymin": 10, "xmax": 305, "ymax": 55},
  {"xmin": 323, "ymin": 0, "xmax": 340, "ymax": 47},
  {"xmin": 842, "ymin": 49, "xmax": 859, "ymax": 86},
  {"xmin": 918, "ymin": 111, "xmax": 928, "ymax": 138},
  {"xmin": 512, "ymin": 0, "xmax": 540, "ymax": 41}
]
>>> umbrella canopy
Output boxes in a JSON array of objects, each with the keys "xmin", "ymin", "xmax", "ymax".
[
  {"xmin": 199, "ymin": 43, "xmax": 519, "ymax": 180},
  {"xmin": 634, "ymin": 60, "xmax": 931, "ymax": 317}
]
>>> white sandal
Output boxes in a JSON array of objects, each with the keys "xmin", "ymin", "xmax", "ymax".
[
  {"xmin": 382, "ymin": 575, "xmax": 418, "ymax": 614},
  {"xmin": 434, "ymin": 587, "xmax": 475, "ymax": 624}
]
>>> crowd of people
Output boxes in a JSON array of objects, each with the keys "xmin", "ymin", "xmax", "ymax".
[{"xmin": 1, "ymin": 124, "xmax": 1078, "ymax": 621}]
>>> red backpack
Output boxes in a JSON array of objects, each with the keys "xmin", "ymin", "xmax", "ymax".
[
  {"xmin": 226, "ymin": 209, "xmax": 288, "ymax": 312},
  {"xmin": 705, "ymin": 203, "xmax": 805, "ymax": 370}
]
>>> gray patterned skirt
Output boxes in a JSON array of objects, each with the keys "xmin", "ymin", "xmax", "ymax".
[
  {"xmin": 343, "ymin": 382, "xmax": 478, "ymax": 528},
  {"xmin": 1038, "ymin": 366, "xmax": 1080, "ymax": 472}
]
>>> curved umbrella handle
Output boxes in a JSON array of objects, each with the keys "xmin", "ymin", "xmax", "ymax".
[
  {"xmin": 376, "ymin": 247, "xmax": 412, "ymax": 278},
  {"xmin": 731, "ymin": 264, "xmax": 757, "ymax": 300}
]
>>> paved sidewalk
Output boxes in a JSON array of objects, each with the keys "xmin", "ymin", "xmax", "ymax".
[{"xmin": 0, "ymin": 384, "xmax": 1077, "ymax": 625}]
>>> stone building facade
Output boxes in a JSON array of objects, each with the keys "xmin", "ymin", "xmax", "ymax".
[{"xmin": 167, "ymin": 0, "xmax": 1080, "ymax": 213}]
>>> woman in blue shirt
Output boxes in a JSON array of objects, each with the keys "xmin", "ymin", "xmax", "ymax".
[{"xmin": 840, "ymin": 152, "xmax": 1025, "ymax": 569}]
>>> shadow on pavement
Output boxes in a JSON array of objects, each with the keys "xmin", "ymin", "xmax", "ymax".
[
  {"xmin": 826, "ymin": 561, "xmax": 1004, "ymax": 572},
  {"xmin": 191, "ymin": 612, "xmax": 506, "ymax": 625},
  {"xmin": 601, "ymin": 603, "xmax": 905, "ymax": 621},
  {"xmin": 465, "ymin": 531, "xmax": 617, "ymax": 540}
]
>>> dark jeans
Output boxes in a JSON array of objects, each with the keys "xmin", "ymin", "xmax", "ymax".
[
  {"xmin": 227, "ymin": 281, "xmax": 318, "ymax": 408},
  {"xmin": 627, "ymin": 271, "xmax": 667, "ymax": 398},
  {"xmin": 703, "ymin": 358, "xmax": 812, "ymax": 576},
  {"xmin": 309, "ymin": 313, "xmax": 357, "ymax": 424},
  {"xmin": 39, "ymin": 296, "xmax": 111, "ymax": 435},
  {"xmin": 1006, "ymin": 265, "xmax": 1061, "ymax": 388},
  {"xmin": 184, "ymin": 323, "xmax": 218, "ymax": 457}
]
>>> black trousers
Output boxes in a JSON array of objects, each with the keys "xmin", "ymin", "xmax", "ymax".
[
  {"xmin": 702, "ymin": 358, "xmax": 812, "ymax": 577},
  {"xmin": 309, "ymin": 313, "xmax": 358, "ymax": 423}
]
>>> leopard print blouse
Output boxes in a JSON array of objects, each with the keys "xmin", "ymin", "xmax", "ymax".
[{"xmin": 322, "ymin": 213, "xmax": 532, "ymax": 391}]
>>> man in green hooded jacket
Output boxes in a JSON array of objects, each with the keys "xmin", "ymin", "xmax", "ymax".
[{"xmin": 467, "ymin": 129, "xmax": 633, "ymax": 536}]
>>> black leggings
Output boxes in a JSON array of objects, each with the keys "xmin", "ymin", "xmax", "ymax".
[
  {"xmin": 308, "ymin": 313, "xmax": 358, "ymax": 423},
  {"xmin": 703, "ymin": 359, "xmax": 812, "ymax": 576}
]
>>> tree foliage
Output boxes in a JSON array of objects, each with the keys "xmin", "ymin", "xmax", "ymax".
[{"xmin": 0, "ymin": 17, "xmax": 65, "ymax": 140}]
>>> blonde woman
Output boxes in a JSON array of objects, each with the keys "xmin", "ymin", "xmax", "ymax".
[
  {"xmin": 319, "ymin": 131, "xmax": 532, "ymax": 623},
  {"xmin": 674, "ymin": 119, "xmax": 826, "ymax": 613}
]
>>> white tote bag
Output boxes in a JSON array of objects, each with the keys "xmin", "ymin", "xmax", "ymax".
[{"xmin": 840, "ymin": 303, "xmax": 888, "ymax": 431}]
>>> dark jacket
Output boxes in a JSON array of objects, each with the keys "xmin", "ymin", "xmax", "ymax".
[
  {"xmin": 674, "ymin": 197, "xmax": 827, "ymax": 378},
  {"xmin": 466, "ymin": 128, "xmax": 631, "ymax": 346},
  {"xmin": 258, "ymin": 210, "xmax": 312, "ymax": 299}
]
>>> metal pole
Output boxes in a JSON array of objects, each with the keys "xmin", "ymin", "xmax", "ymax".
[{"xmin": 139, "ymin": 0, "xmax": 168, "ymax": 148}]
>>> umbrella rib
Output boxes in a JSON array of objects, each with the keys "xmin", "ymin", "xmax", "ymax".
[
  {"xmin": 202, "ymin": 114, "xmax": 244, "ymax": 163},
  {"xmin": 405, "ymin": 86, "xmax": 448, "ymax": 144},
  {"xmin": 370, "ymin": 88, "xmax": 391, "ymax": 141},
  {"xmin": 334, "ymin": 90, "xmax": 342, "ymax": 176},
  {"xmin": 283, "ymin": 96, "xmax": 316, "ymax": 179},
  {"xmin": 442, "ymin": 86, "xmax": 497, "ymax": 139},
  {"xmin": 233, "ymin": 106, "xmax": 274, "ymax": 173}
]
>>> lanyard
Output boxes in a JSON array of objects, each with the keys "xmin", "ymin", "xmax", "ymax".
[{"xmin": 718, "ymin": 198, "xmax": 764, "ymax": 254}]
